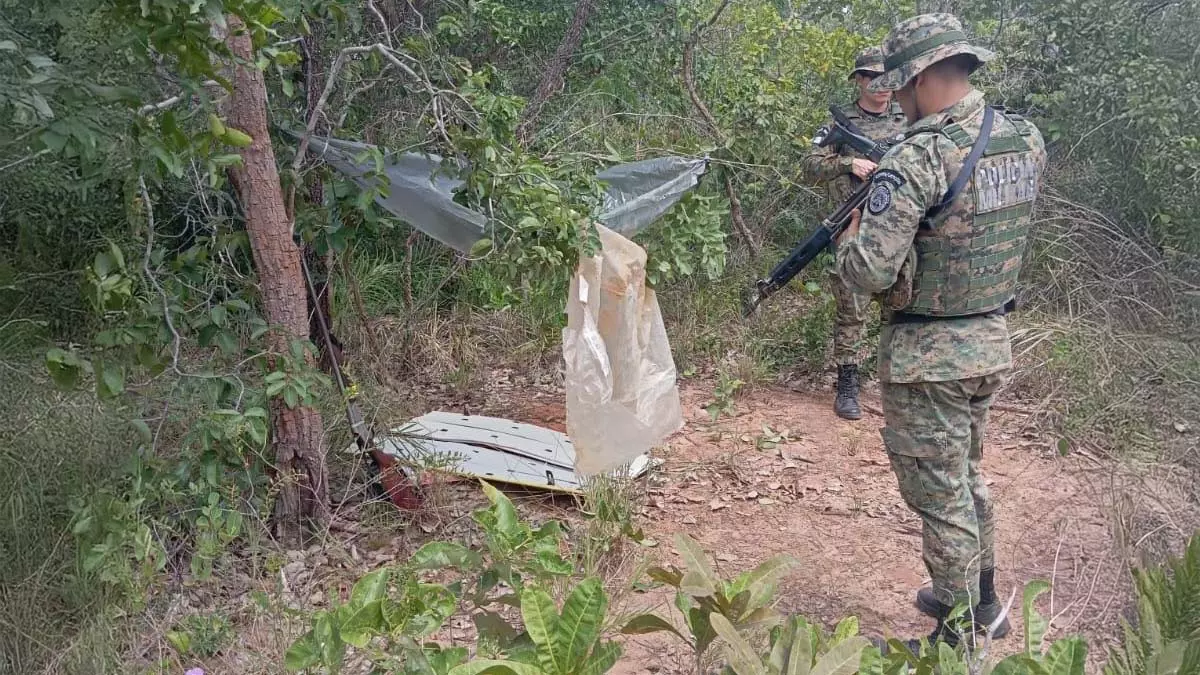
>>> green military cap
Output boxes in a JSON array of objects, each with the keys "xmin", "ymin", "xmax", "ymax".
[
  {"xmin": 848, "ymin": 46, "xmax": 885, "ymax": 79},
  {"xmin": 869, "ymin": 13, "xmax": 995, "ymax": 92}
]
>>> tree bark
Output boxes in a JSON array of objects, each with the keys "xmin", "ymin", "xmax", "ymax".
[
  {"xmin": 224, "ymin": 16, "xmax": 329, "ymax": 546},
  {"xmin": 680, "ymin": 0, "xmax": 760, "ymax": 258},
  {"xmin": 514, "ymin": 0, "xmax": 598, "ymax": 145}
]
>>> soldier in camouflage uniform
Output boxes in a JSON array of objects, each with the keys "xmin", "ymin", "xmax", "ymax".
[
  {"xmin": 834, "ymin": 14, "xmax": 1046, "ymax": 647},
  {"xmin": 801, "ymin": 47, "xmax": 907, "ymax": 421}
]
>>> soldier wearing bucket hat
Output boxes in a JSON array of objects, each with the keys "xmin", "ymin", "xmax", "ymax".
[
  {"xmin": 801, "ymin": 46, "xmax": 906, "ymax": 422},
  {"xmin": 833, "ymin": 14, "xmax": 1047, "ymax": 649}
]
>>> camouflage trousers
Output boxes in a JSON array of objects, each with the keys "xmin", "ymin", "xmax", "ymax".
[
  {"xmin": 879, "ymin": 371, "xmax": 1007, "ymax": 607},
  {"xmin": 828, "ymin": 267, "xmax": 870, "ymax": 366}
]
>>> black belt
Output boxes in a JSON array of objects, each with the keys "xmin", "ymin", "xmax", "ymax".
[{"xmin": 887, "ymin": 298, "xmax": 1017, "ymax": 325}]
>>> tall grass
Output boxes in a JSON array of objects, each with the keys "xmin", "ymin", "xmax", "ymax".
[{"xmin": 0, "ymin": 357, "xmax": 135, "ymax": 673}]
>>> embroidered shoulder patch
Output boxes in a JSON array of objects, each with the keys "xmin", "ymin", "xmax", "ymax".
[{"xmin": 866, "ymin": 169, "xmax": 906, "ymax": 215}]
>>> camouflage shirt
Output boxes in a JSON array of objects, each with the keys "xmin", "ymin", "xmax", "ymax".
[
  {"xmin": 835, "ymin": 89, "xmax": 1047, "ymax": 384},
  {"xmin": 801, "ymin": 101, "xmax": 908, "ymax": 204}
]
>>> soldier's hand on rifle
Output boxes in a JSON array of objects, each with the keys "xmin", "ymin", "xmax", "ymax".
[
  {"xmin": 851, "ymin": 158, "xmax": 878, "ymax": 180},
  {"xmin": 837, "ymin": 208, "xmax": 862, "ymax": 247}
]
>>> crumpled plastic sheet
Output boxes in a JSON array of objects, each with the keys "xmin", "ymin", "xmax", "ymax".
[
  {"xmin": 563, "ymin": 224, "xmax": 684, "ymax": 476},
  {"xmin": 299, "ymin": 131, "xmax": 708, "ymax": 252}
]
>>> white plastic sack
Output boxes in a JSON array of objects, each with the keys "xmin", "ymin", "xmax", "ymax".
[{"xmin": 563, "ymin": 224, "xmax": 684, "ymax": 476}]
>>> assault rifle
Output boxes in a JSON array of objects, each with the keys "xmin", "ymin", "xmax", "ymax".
[{"xmin": 743, "ymin": 106, "xmax": 903, "ymax": 316}]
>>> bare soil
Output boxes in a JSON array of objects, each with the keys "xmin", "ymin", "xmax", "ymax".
[{"xmin": 595, "ymin": 381, "xmax": 1125, "ymax": 673}]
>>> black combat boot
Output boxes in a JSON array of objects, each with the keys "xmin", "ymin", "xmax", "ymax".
[
  {"xmin": 914, "ymin": 569, "xmax": 1011, "ymax": 638},
  {"xmin": 834, "ymin": 364, "xmax": 862, "ymax": 420}
]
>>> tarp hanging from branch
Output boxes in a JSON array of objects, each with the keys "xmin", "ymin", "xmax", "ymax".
[{"xmin": 297, "ymin": 131, "xmax": 708, "ymax": 252}]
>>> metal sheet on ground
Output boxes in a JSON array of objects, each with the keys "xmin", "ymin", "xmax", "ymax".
[
  {"xmin": 368, "ymin": 413, "xmax": 656, "ymax": 494},
  {"xmin": 409, "ymin": 412, "xmax": 575, "ymax": 470}
]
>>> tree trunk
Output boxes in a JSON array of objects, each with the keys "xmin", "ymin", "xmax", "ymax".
[
  {"xmin": 224, "ymin": 16, "xmax": 329, "ymax": 546},
  {"xmin": 514, "ymin": 0, "xmax": 598, "ymax": 145}
]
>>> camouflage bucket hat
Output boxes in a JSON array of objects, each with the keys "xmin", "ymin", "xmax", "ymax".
[
  {"xmin": 848, "ymin": 46, "xmax": 885, "ymax": 79},
  {"xmin": 868, "ymin": 13, "xmax": 995, "ymax": 92}
]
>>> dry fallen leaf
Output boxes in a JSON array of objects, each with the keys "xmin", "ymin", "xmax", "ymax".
[
  {"xmin": 716, "ymin": 552, "xmax": 738, "ymax": 562},
  {"xmin": 682, "ymin": 515, "xmax": 697, "ymax": 525},
  {"xmin": 710, "ymin": 499, "xmax": 727, "ymax": 511},
  {"xmin": 767, "ymin": 482, "xmax": 782, "ymax": 490},
  {"xmin": 1174, "ymin": 421, "xmax": 1190, "ymax": 433},
  {"xmin": 758, "ymin": 498, "xmax": 777, "ymax": 506}
]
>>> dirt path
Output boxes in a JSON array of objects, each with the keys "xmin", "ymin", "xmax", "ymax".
[{"xmin": 591, "ymin": 381, "xmax": 1124, "ymax": 673}]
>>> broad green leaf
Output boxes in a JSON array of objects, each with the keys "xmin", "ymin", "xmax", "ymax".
[
  {"xmin": 46, "ymin": 348, "xmax": 85, "ymax": 389},
  {"xmin": 675, "ymin": 533, "xmax": 718, "ymax": 590},
  {"xmin": 711, "ymin": 614, "xmax": 766, "ymax": 675},
  {"xmin": 407, "ymin": 584, "xmax": 458, "ymax": 638},
  {"xmin": 447, "ymin": 660, "xmax": 545, "ymax": 675},
  {"xmin": 681, "ymin": 570, "xmax": 718, "ymax": 597},
  {"xmin": 579, "ymin": 642, "xmax": 622, "ymax": 675},
  {"xmin": 810, "ymin": 636, "xmax": 869, "ymax": 675},
  {"xmin": 858, "ymin": 645, "xmax": 884, "ymax": 675},
  {"xmin": 621, "ymin": 614, "xmax": 686, "ymax": 641},
  {"xmin": 781, "ymin": 616, "xmax": 814, "ymax": 675},
  {"xmin": 830, "ymin": 617, "xmax": 859, "ymax": 645},
  {"xmin": 96, "ymin": 361, "xmax": 124, "ymax": 398},
  {"xmin": 554, "ymin": 576, "xmax": 604, "ymax": 662},
  {"xmin": 340, "ymin": 599, "xmax": 384, "ymax": 648},
  {"xmin": 410, "ymin": 541, "xmax": 484, "ymax": 570},
  {"xmin": 283, "ymin": 631, "xmax": 320, "ymax": 670},
  {"xmin": 480, "ymin": 481, "xmax": 523, "ymax": 541},
  {"xmin": 936, "ymin": 642, "xmax": 967, "ymax": 675},
  {"xmin": 742, "ymin": 554, "xmax": 798, "ymax": 604},
  {"xmin": 1044, "ymin": 637, "xmax": 1088, "ymax": 675},
  {"xmin": 989, "ymin": 654, "xmax": 1045, "ymax": 675},
  {"xmin": 520, "ymin": 585, "xmax": 561, "ymax": 673},
  {"xmin": 1022, "ymin": 580, "xmax": 1052, "ymax": 656},
  {"xmin": 351, "ymin": 567, "xmax": 390, "ymax": 604}
]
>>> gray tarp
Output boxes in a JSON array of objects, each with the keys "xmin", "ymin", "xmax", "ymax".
[{"xmin": 299, "ymin": 132, "xmax": 708, "ymax": 253}]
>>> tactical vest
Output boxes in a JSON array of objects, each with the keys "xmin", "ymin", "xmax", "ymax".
[{"xmin": 902, "ymin": 110, "xmax": 1041, "ymax": 317}]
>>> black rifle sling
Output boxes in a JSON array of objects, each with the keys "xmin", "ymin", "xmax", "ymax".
[{"xmin": 920, "ymin": 105, "xmax": 995, "ymax": 229}]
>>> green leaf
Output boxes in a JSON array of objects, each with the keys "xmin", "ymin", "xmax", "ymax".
[
  {"xmin": 0, "ymin": 40, "xmax": 17, "ymax": 51},
  {"xmin": 810, "ymin": 637, "xmax": 869, "ymax": 675},
  {"xmin": 830, "ymin": 617, "xmax": 859, "ymax": 645},
  {"xmin": 410, "ymin": 541, "xmax": 484, "ymax": 570},
  {"xmin": 1022, "ymin": 580, "xmax": 1052, "ymax": 657},
  {"xmin": 989, "ymin": 655, "xmax": 1044, "ymax": 675},
  {"xmin": 283, "ymin": 631, "xmax": 320, "ymax": 671},
  {"xmin": 770, "ymin": 615, "xmax": 812, "ymax": 675},
  {"xmin": 520, "ymin": 585, "xmax": 561, "ymax": 673},
  {"xmin": 447, "ymin": 660, "xmax": 545, "ymax": 675},
  {"xmin": 674, "ymin": 532, "xmax": 717, "ymax": 584},
  {"xmin": 858, "ymin": 645, "xmax": 884, "ymax": 675},
  {"xmin": 46, "ymin": 348, "xmax": 86, "ymax": 389},
  {"xmin": 340, "ymin": 599, "xmax": 384, "ymax": 648},
  {"xmin": 579, "ymin": 641, "xmax": 622, "ymax": 675},
  {"xmin": 351, "ymin": 567, "xmax": 390, "ymax": 605},
  {"xmin": 621, "ymin": 614, "xmax": 686, "ymax": 641},
  {"xmin": 558, "ymin": 578, "xmax": 607, "ymax": 667},
  {"xmin": 711, "ymin": 613, "xmax": 766, "ymax": 675},
  {"xmin": 96, "ymin": 361, "xmax": 125, "ymax": 399},
  {"xmin": 1043, "ymin": 637, "xmax": 1088, "ymax": 675},
  {"xmin": 480, "ymin": 481, "xmax": 523, "ymax": 541},
  {"xmin": 165, "ymin": 630, "xmax": 191, "ymax": 655}
]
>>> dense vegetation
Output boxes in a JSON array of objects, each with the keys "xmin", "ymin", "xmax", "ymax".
[{"xmin": 1, "ymin": 0, "xmax": 1197, "ymax": 672}]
